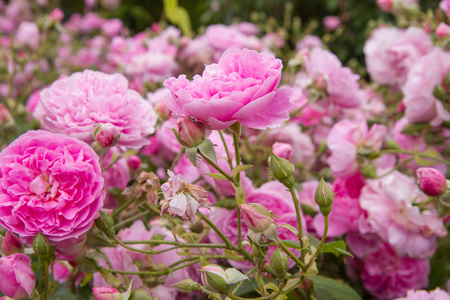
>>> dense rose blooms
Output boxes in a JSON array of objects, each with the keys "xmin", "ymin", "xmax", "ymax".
[
  {"xmin": 327, "ymin": 118, "xmax": 387, "ymax": 178},
  {"xmin": 395, "ymin": 288, "xmax": 450, "ymax": 300},
  {"xmin": 164, "ymin": 48, "xmax": 293, "ymax": 130},
  {"xmin": 303, "ymin": 48, "xmax": 362, "ymax": 108},
  {"xmin": 364, "ymin": 26, "xmax": 433, "ymax": 87},
  {"xmin": 360, "ymin": 171, "xmax": 446, "ymax": 259},
  {"xmin": 402, "ymin": 49, "xmax": 450, "ymax": 126},
  {"xmin": 357, "ymin": 243, "xmax": 430, "ymax": 299},
  {"xmin": 36, "ymin": 70, "xmax": 156, "ymax": 148},
  {"xmin": 441, "ymin": 0, "xmax": 450, "ymax": 18},
  {"xmin": 0, "ymin": 130, "xmax": 104, "ymax": 244},
  {"xmin": 0, "ymin": 253, "xmax": 35, "ymax": 299}
]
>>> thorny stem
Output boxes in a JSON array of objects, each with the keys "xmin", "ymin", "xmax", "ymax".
[
  {"xmin": 380, "ymin": 149, "xmax": 450, "ymax": 167},
  {"xmin": 289, "ymin": 186, "xmax": 305, "ymax": 260},
  {"xmin": 306, "ymin": 215, "xmax": 328, "ymax": 269},
  {"xmin": 199, "ymin": 152, "xmax": 238, "ymax": 185},
  {"xmin": 279, "ymin": 240, "xmax": 305, "ymax": 269},
  {"xmin": 219, "ymin": 130, "xmax": 234, "ymax": 170}
]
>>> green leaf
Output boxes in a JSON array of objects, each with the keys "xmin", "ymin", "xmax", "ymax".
[
  {"xmin": 229, "ymin": 122, "xmax": 241, "ymax": 136},
  {"xmin": 163, "ymin": 0, "xmax": 192, "ymax": 37},
  {"xmin": 280, "ymin": 224, "xmax": 298, "ymax": 235},
  {"xmin": 121, "ymin": 279, "xmax": 134, "ymax": 300},
  {"xmin": 198, "ymin": 139, "xmax": 217, "ymax": 164},
  {"xmin": 100, "ymin": 268, "xmax": 123, "ymax": 288},
  {"xmin": 310, "ymin": 275, "xmax": 362, "ymax": 300},
  {"xmin": 224, "ymin": 249, "xmax": 245, "ymax": 261},
  {"xmin": 264, "ymin": 282, "xmax": 279, "ymax": 292},
  {"xmin": 280, "ymin": 240, "xmax": 301, "ymax": 249},
  {"xmin": 414, "ymin": 154, "xmax": 437, "ymax": 166},
  {"xmin": 231, "ymin": 164, "xmax": 253, "ymax": 178},
  {"xmin": 186, "ymin": 147, "xmax": 199, "ymax": 167},
  {"xmin": 225, "ymin": 268, "xmax": 249, "ymax": 284},
  {"xmin": 121, "ymin": 150, "xmax": 138, "ymax": 158},
  {"xmin": 320, "ymin": 241, "xmax": 354, "ymax": 258},
  {"xmin": 206, "ymin": 173, "xmax": 229, "ymax": 181}
]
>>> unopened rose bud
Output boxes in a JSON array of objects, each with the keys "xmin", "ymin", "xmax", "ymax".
[
  {"xmin": 177, "ymin": 118, "xmax": 205, "ymax": 148},
  {"xmin": 0, "ymin": 253, "xmax": 35, "ymax": 299},
  {"xmin": 272, "ymin": 142, "xmax": 293, "ymax": 160},
  {"xmin": 314, "ymin": 177, "xmax": 334, "ymax": 216},
  {"xmin": 33, "ymin": 232, "xmax": 54, "ymax": 262},
  {"xmin": 436, "ymin": 22, "xmax": 450, "ymax": 39},
  {"xmin": 1, "ymin": 231, "xmax": 24, "ymax": 256},
  {"xmin": 361, "ymin": 164, "xmax": 377, "ymax": 179},
  {"xmin": 416, "ymin": 167, "xmax": 447, "ymax": 196},
  {"xmin": 95, "ymin": 210, "xmax": 115, "ymax": 239},
  {"xmin": 49, "ymin": 8, "xmax": 64, "ymax": 23},
  {"xmin": 271, "ymin": 153, "xmax": 295, "ymax": 188},
  {"xmin": 239, "ymin": 203, "xmax": 273, "ymax": 233},
  {"xmin": 154, "ymin": 100, "xmax": 171, "ymax": 121},
  {"xmin": 171, "ymin": 278, "xmax": 198, "ymax": 292},
  {"xmin": 92, "ymin": 124, "xmax": 120, "ymax": 148},
  {"xmin": 433, "ymin": 85, "xmax": 446, "ymax": 101},
  {"xmin": 270, "ymin": 248, "xmax": 289, "ymax": 279},
  {"xmin": 92, "ymin": 287, "xmax": 121, "ymax": 300},
  {"xmin": 200, "ymin": 264, "xmax": 228, "ymax": 292},
  {"xmin": 127, "ymin": 154, "xmax": 141, "ymax": 170}
]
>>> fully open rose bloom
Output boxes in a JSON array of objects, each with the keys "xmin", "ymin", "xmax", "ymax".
[
  {"xmin": 395, "ymin": 288, "xmax": 450, "ymax": 300},
  {"xmin": 0, "ymin": 130, "xmax": 104, "ymax": 244},
  {"xmin": 164, "ymin": 48, "xmax": 293, "ymax": 130},
  {"xmin": 36, "ymin": 70, "xmax": 157, "ymax": 148}
]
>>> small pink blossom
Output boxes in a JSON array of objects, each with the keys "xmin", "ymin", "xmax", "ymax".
[
  {"xmin": 49, "ymin": 8, "xmax": 63, "ymax": 23},
  {"xmin": 164, "ymin": 48, "xmax": 293, "ymax": 130},
  {"xmin": 0, "ymin": 253, "xmax": 35, "ymax": 299},
  {"xmin": 364, "ymin": 26, "xmax": 433, "ymax": 87},
  {"xmin": 295, "ymin": 35, "xmax": 323, "ymax": 51},
  {"xmin": 436, "ymin": 22, "xmax": 450, "ymax": 38},
  {"xmin": 323, "ymin": 16, "xmax": 340, "ymax": 31},
  {"xmin": 37, "ymin": 70, "xmax": 157, "ymax": 148},
  {"xmin": 272, "ymin": 142, "xmax": 293, "ymax": 160},
  {"xmin": 327, "ymin": 118, "xmax": 387, "ymax": 178},
  {"xmin": 416, "ymin": 167, "xmax": 448, "ymax": 196},
  {"xmin": 15, "ymin": 21, "xmax": 39, "ymax": 50},
  {"xmin": 92, "ymin": 287, "xmax": 121, "ymax": 300}
]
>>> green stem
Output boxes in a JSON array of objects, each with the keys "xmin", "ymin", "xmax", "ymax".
[
  {"xmin": 237, "ymin": 206, "xmax": 243, "ymax": 249},
  {"xmin": 380, "ymin": 149, "xmax": 450, "ymax": 166},
  {"xmin": 242, "ymin": 128, "xmax": 261, "ymax": 182},
  {"xmin": 199, "ymin": 152, "xmax": 238, "ymax": 186},
  {"xmin": 197, "ymin": 211, "xmax": 234, "ymax": 249},
  {"xmin": 112, "ymin": 197, "xmax": 136, "ymax": 218},
  {"xmin": 113, "ymin": 210, "xmax": 152, "ymax": 229},
  {"xmin": 227, "ymin": 294, "xmax": 267, "ymax": 300},
  {"xmin": 279, "ymin": 241, "xmax": 305, "ymax": 269},
  {"xmin": 103, "ymin": 259, "xmax": 200, "ymax": 276},
  {"xmin": 289, "ymin": 186, "xmax": 305, "ymax": 259},
  {"xmin": 122, "ymin": 240, "xmax": 229, "ymax": 248},
  {"xmin": 219, "ymin": 130, "xmax": 234, "ymax": 170},
  {"xmin": 306, "ymin": 215, "xmax": 328, "ymax": 269},
  {"xmin": 233, "ymin": 132, "xmax": 241, "ymax": 183},
  {"xmin": 375, "ymin": 157, "xmax": 414, "ymax": 179},
  {"xmin": 170, "ymin": 147, "xmax": 186, "ymax": 170}
]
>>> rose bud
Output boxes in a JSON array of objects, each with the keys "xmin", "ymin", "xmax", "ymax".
[
  {"xmin": 200, "ymin": 264, "xmax": 228, "ymax": 292},
  {"xmin": 177, "ymin": 118, "xmax": 205, "ymax": 148},
  {"xmin": 272, "ymin": 142, "xmax": 293, "ymax": 160},
  {"xmin": 92, "ymin": 123, "xmax": 120, "ymax": 148},
  {"xmin": 127, "ymin": 154, "xmax": 141, "ymax": 170},
  {"xmin": 33, "ymin": 232, "xmax": 54, "ymax": 262},
  {"xmin": 92, "ymin": 287, "xmax": 121, "ymax": 300},
  {"xmin": 0, "ymin": 253, "xmax": 36, "ymax": 299},
  {"xmin": 314, "ymin": 177, "xmax": 334, "ymax": 216},
  {"xmin": 270, "ymin": 248, "xmax": 290, "ymax": 279},
  {"xmin": 1, "ymin": 231, "xmax": 24, "ymax": 256},
  {"xmin": 239, "ymin": 203, "xmax": 274, "ymax": 233},
  {"xmin": 271, "ymin": 153, "xmax": 295, "ymax": 188},
  {"xmin": 436, "ymin": 22, "xmax": 450, "ymax": 39},
  {"xmin": 416, "ymin": 168, "xmax": 448, "ymax": 196}
]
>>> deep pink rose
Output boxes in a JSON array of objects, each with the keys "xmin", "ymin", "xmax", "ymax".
[
  {"xmin": 92, "ymin": 287, "xmax": 121, "ymax": 300},
  {"xmin": 0, "ymin": 253, "xmax": 35, "ymax": 299},
  {"xmin": 0, "ymin": 130, "xmax": 105, "ymax": 244},
  {"xmin": 402, "ymin": 49, "xmax": 450, "ymax": 126},
  {"xmin": 164, "ymin": 48, "xmax": 293, "ymax": 130},
  {"xmin": 38, "ymin": 70, "xmax": 157, "ymax": 148},
  {"xmin": 364, "ymin": 26, "xmax": 433, "ymax": 87}
]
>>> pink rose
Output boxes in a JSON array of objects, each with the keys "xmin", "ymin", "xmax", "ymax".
[
  {"xmin": 436, "ymin": 22, "xmax": 450, "ymax": 38},
  {"xmin": 357, "ymin": 243, "xmax": 430, "ymax": 299},
  {"xmin": 416, "ymin": 167, "xmax": 448, "ymax": 196},
  {"xmin": 0, "ymin": 253, "xmax": 35, "ymax": 299},
  {"xmin": 164, "ymin": 48, "xmax": 293, "ymax": 130},
  {"xmin": 0, "ymin": 130, "xmax": 105, "ymax": 244},
  {"xmin": 364, "ymin": 26, "xmax": 433, "ymax": 87},
  {"xmin": 295, "ymin": 35, "xmax": 323, "ymax": 51},
  {"xmin": 92, "ymin": 287, "xmax": 121, "ymax": 300},
  {"xmin": 360, "ymin": 171, "xmax": 447, "ymax": 259},
  {"xmin": 53, "ymin": 261, "xmax": 72, "ymax": 283},
  {"xmin": 15, "ymin": 21, "xmax": 39, "ymax": 50},
  {"xmin": 323, "ymin": 16, "xmax": 340, "ymax": 31},
  {"xmin": 395, "ymin": 288, "xmax": 450, "ymax": 300},
  {"xmin": 327, "ymin": 118, "xmax": 387, "ymax": 178},
  {"xmin": 303, "ymin": 48, "xmax": 362, "ymax": 108},
  {"xmin": 38, "ymin": 70, "xmax": 157, "ymax": 148},
  {"xmin": 440, "ymin": 0, "xmax": 450, "ymax": 18},
  {"xmin": 402, "ymin": 49, "xmax": 450, "ymax": 126}
]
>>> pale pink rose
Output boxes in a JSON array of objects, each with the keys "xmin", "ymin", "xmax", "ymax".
[
  {"xmin": 146, "ymin": 87, "xmax": 172, "ymax": 120},
  {"xmin": 295, "ymin": 35, "xmax": 323, "ymax": 51},
  {"xmin": 79, "ymin": 12, "xmax": 104, "ymax": 33},
  {"xmin": 157, "ymin": 118, "xmax": 183, "ymax": 154},
  {"xmin": 0, "ymin": 253, "xmax": 35, "ymax": 299},
  {"xmin": 209, "ymin": 181, "xmax": 306, "ymax": 270},
  {"xmin": 395, "ymin": 288, "xmax": 450, "ymax": 300},
  {"xmin": 38, "ymin": 70, "xmax": 157, "ymax": 148},
  {"xmin": 327, "ymin": 118, "xmax": 387, "ymax": 178},
  {"xmin": 53, "ymin": 262, "xmax": 71, "ymax": 283},
  {"xmin": 179, "ymin": 36, "xmax": 214, "ymax": 72},
  {"xmin": 402, "ymin": 49, "xmax": 450, "ymax": 126},
  {"xmin": 436, "ymin": 22, "xmax": 450, "ymax": 38},
  {"xmin": 360, "ymin": 171, "xmax": 447, "ymax": 259},
  {"xmin": 303, "ymin": 48, "xmax": 362, "ymax": 108},
  {"xmin": 364, "ymin": 26, "xmax": 433, "ymax": 87},
  {"xmin": 346, "ymin": 231, "xmax": 383, "ymax": 258},
  {"xmin": 101, "ymin": 18, "xmax": 122, "ymax": 37},
  {"xmin": 231, "ymin": 22, "xmax": 259, "ymax": 36},
  {"xmin": 343, "ymin": 88, "xmax": 386, "ymax": 120},
  {"xmin": 272, "ymin": 142, "xmax": 293, "ymax": 160},
  {"xmin": 323, "ymin": 16, "xmax": 340, "ymax": 31},
  {"xmin": 262, "ymin": 32, "xmax": 285, "ymax": 50},
  {"xmin": 264, "ymin": 123, "xmax": 315, "ymax": 167},
  {"xmin": 357, "ymin": 243, "xmax": 429, "ymax": 299},
  {"xmin": 377, "ymin": 0, "xmax": 394, "ymax": 11},
  {"xmin": 0, "ymin": 130, "xmax": 104, "ymax": 244},
  {"xmin": 440, "ymin": 0, "xmax": 450, "ymax": 18},
  {"xmin": 164, "ymin": 48, "xmax": 293, "ymax": 130},
  {"xmin": 15, "ymin": 21, "xmax": 39, "ymax": 50},
  {"xmin": 49, "ymin": 8, "xmax": 64, "ymax": 23}
]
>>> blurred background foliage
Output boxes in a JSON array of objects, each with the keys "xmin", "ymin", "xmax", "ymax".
[{"xmin": 55, "ymin": 0, "xmax": 441, "ymax": 66}]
